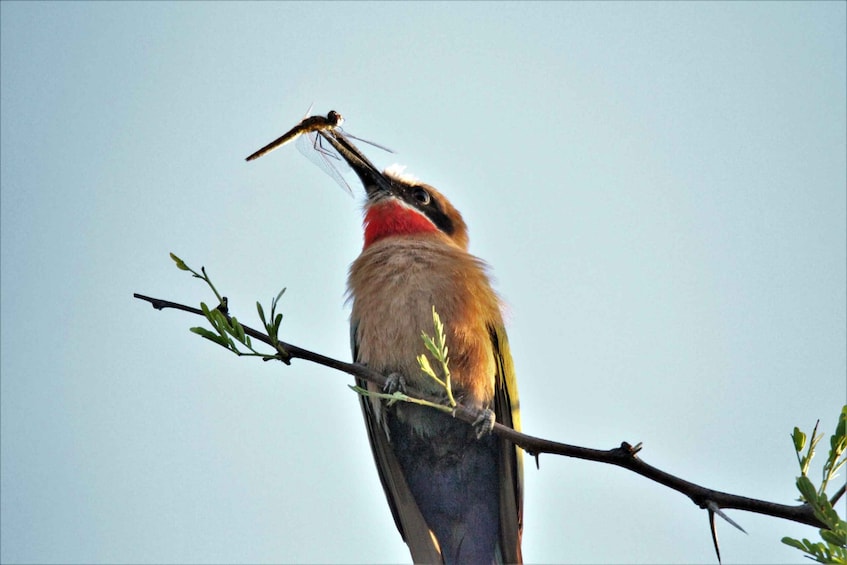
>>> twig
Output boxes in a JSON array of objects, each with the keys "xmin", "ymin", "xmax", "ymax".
[{"xmin": 133, "ymin": 292, "xmax": 828, "ymax": 531}]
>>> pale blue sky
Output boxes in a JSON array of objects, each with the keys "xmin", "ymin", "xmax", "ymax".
[{"xmin": 1, "ymin": 2, "xmax": 845, "ymax": 563}]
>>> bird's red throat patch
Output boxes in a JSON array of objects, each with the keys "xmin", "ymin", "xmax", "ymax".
[{"xmin": 363, "ymin": 200, "xmax": 438, "ymax": 248}]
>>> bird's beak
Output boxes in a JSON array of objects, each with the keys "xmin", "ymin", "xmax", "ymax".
[{"xmin": 318, "ymin": 130, "xmax": 393, "ymax": 199}]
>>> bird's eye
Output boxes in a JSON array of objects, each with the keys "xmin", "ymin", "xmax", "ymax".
[{"xmin": 412, "ymin": 187, "xmax": 431, "ymax": 205}]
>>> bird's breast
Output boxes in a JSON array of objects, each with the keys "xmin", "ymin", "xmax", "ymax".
[{"xmin": 349, "ymin": 236, "xmax": 502, "ymax": 426}]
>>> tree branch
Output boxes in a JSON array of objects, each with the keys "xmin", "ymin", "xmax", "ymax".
[{"xmin": 133, "ymin": 292, "xmax": 827, "ymax": 531}]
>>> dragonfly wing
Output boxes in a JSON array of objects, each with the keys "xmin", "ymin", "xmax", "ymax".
[
  {"xmin": 340, "ymin": 129, "xmax": 395, "ymax": 154},
  {"xmin": 295, "ymin": 131, "xmax": 354, "ymax": 195}
]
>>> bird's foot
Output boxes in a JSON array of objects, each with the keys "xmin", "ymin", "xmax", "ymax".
[
  {"xmin": 472, "ymin": 408, "xmax": 496, "ymax": 439},
  {"xmin": 383, "ymin": 372, "xmax": 407, "ymax": 395}
]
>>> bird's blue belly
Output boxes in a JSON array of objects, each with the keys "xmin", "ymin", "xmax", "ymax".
[{"xmin": 386, "ymin": 407, "xmax": 500, "ymax": 564}]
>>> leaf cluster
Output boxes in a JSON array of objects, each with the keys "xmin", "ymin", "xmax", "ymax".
[
  {"xmin": 170, "ymin": 253, "xmax": 288, "ymax": 362},
  {"xmin": 350, "ymin": 306, "xmax": 457, "ymax": 414},
  {"xmin": 783, "ymin": 406, "xmax": 847, "ymax": 563},
  {"xmin": 417, "ymin": 305, "xmax": 456, "ymax": 408}
]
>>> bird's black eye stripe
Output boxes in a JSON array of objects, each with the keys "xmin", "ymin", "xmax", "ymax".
[
  {"xmin": 401, "ymin": 183, "xmax": 454, "ymax": 236},
  {"xmin": 412, "ymin": 187, "xmax": 431, "ymax": 205}
]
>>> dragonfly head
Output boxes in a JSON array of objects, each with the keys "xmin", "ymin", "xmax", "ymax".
[{"xmin": 326, "ymin": 111, "xmax": 344, "ymax": 127}]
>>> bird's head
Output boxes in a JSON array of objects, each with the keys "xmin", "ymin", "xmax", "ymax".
[{"xmin": 319, "ymin": 131, "xmax": 469, "ymax": 251}]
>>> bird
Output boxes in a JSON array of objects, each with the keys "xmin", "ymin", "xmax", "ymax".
[{"xmin": 319, "ymin": 129, "xmax": 523, "ymax": 564}]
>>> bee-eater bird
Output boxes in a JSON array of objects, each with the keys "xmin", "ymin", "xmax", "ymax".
[{"xmin": 320, "ymin": 130, "xmax": 523, "ymax": 564}]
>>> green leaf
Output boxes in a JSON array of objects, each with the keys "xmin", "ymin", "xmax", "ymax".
[
  {"xmin": 170, "ymin": 252, "xmax": 190, "ymax": 271},
  {"xmin": 829, "ymin": 409, "xmax": 847, "ymax": 462},
  {"xmin": 814, "ymin": 500, "xmax": 842, "ymax": 531},
  {"xmin": 190, "ymin": 326, "xmax": 216, "ymax": 339},
  {"xmin": 782, "ymin": 536, "xmax": 807, "ymax": 551},
  {"xmin": 257, "ymin": 301, "xmax": 267, "ymax": 326},
  {"xmin": 190, "ymin": 326, "xmax": 228, "ymax": 347},
  {"xmin": 797, "ymin": 475, "xmax": 819, "ymax": 503},
  {"xmin": 794, "ymin": 427, "xmax": 807, "ymax": 452},
  {"xmin": 820, "ymin": 528, "xmax": 847, "ymax": 548},
  {"xmin": 210, "ymin": 310, "xmax": 228, "ymax": 335},
  {"xmin": 230, "ymin": 316, "xmax": 245, "ymax": 342},
  {"xmin": 837, "ymin": 406, "xmax": 847, "ymax": 435},
  {"xmin": 418, "ymin": 353, "xmax": 435, "ymax": 378},
  {"xmin": 421, "ymin": 332, "xmax": 437, "ymax": 356},
  {"xmin": 200, "ymin": 303, "xmax": 223, "ymax": 334}
]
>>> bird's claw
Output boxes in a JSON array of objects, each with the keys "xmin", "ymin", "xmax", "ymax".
[
  {"xmin": 472, "ymin": 408, "xmax": 496, "ymax": 439},
  {"xmin": 383, "ymin": 373, "xmax": 407, "ymax": 395}
]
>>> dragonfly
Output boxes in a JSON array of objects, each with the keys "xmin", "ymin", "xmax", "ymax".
[{"xmin": 245, "ymin": 106, "xmax": 393, "ymax": 194}]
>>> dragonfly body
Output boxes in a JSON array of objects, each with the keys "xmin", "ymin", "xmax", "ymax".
[{"xmin": 246, "ymin": 111, "xmax": 344, "ymax": 162}]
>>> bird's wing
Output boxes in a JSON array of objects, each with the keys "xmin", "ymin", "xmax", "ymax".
[
  {"xmin": 351, "ymin": 322, "xmax": 443, "ymax": 563},
  {"xmin": 490, "ymin": 323, "xmax": 524, "ymax": 564}
]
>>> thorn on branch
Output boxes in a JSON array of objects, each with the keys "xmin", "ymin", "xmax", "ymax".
[
  {"xmin": 708, "ymin": 508, "xmax": 722, "ymax": 564},
  {"xmin": 705, "ymin": 500, "xmax": 748, "ymax": 564},
  {"xmin": 701, "ymin": 501, "xmax": 747, "ymax": 534},
  {"xmin": 621, "ymin": 441, "xmax": 643, "ymax": 457}
]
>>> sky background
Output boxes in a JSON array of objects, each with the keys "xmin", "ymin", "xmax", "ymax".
[{"xmin": 1, "ymin": 2, "xmax": 845, "ymax": 564}]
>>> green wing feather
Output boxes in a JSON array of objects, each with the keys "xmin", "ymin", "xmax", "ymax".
[{"xmin": 490, "ymin": 323, "xmax": 524, "ymax": 564}]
